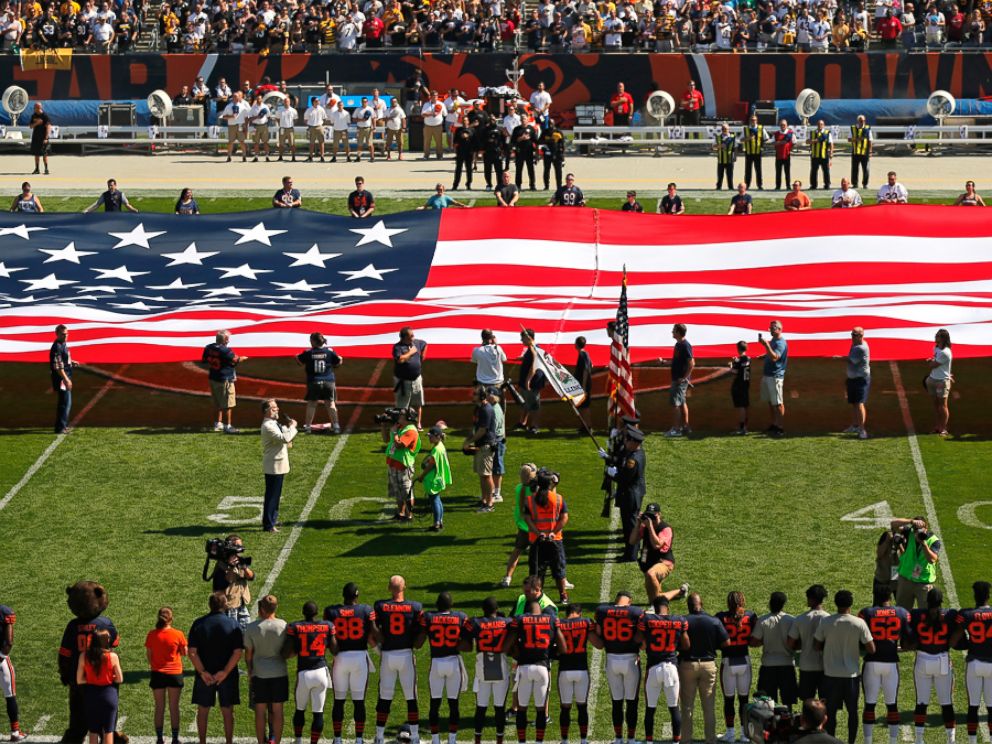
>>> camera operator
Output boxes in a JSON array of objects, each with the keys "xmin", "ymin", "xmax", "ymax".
[
  {"xmin": 631, "ymin": 503, "xmax": 675, "ymax": 603},
  {"xmin": 382, "ymin": 407, "xmax": 421, "ymax": 521},
  {"xmin": 874, "ymin": 528, "xmax": 903, "ymax": 601},
  {"xmin": 605, "ymin": 427, "xmax": 647, "ymax": 563},
  {"xmin": 889, "ymin": 517, "xmax": 941, "ymax": 610},
  {"xmin": 202, "ymin": 535, "xmax": 255, "ymax": 632},
  {"xmin": 794, "ymin": 698, "xmax": 845, "ymax": 744},
  {"xmin": 522, "ymin": 468, "xmax": 571, "ymax": 604}
]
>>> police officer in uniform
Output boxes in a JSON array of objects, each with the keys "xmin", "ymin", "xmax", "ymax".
[
  {"xmin": 809, "ymin": 120, "xmax": 834, "ymax": 190},
  {"xmin": 848, "ymin": 115, "xmax": 873, "ymax": 189},
  {"xmin": 511, "ymin": 119, "xmax": 539, "ymax": 191},
  {"xmin": 600, "ymin": 414, "xmax": 640, "ymax": 518},
  {"xmin": 451, "ymin": 121, "xmax": 476, "ymax": 191},
  {"xmin": 606, "ymin": 427, "xmax": 647, "ymax": 563},
  {"xmin": 714, "ymin": 123, "xmax": 737, "ymax": 191},
  {"xmin": 539, "ymin": 120, "xmax": 565, "ymax": 192},
  {"xmin": 741, "ymin": 114, "xmax": 769, "ymax": 190},
  {"xmin": 481, "ymin": 120, "xmax": 504, "ymax": 190}
]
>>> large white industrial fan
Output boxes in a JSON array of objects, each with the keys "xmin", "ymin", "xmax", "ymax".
[
  {"xmin": 794, "ymin": 88, "xmax": 821, "ymax": 124},
  {"xmin": 2, "ymin": 85, "xmax": 30, "ymax": 126},
  {"xmin": 262, "ymin": 90, "xmax": 288, "ymax": 110},
  {"xmin": 644, "ymin": 90, "xmax": 676, "ymax": 124},
  {"xmin": 147, "ymin": 89, "xmax": 173, "ymax": 124},
  {"xmin": 925, "ymin": 90, "xmax": 956, "ymax": 155}
]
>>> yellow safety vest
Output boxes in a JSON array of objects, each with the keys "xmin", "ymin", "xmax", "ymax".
[
  {"xmin": 810, "ymin": 130, "xmax": 831, "ymax": 160},
  {"xmin": 715, "ymin": 134, "xmax": 736, "ymax": 164},
  {"xmin": 742, "ymin": 124, "xmax": 765, "ymax": 155},
  {"xmin": 850, "ymin": 124, "xmax": 872, "ymax": 156}
]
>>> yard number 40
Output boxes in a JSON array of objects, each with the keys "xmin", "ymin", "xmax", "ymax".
[{"xmin": 839, "ymin": 501, "xmax": 895, "ymax": 530}]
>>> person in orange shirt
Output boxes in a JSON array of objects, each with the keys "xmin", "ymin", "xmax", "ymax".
[
  {"xmin": 76, "ymin": 630, "xmax": 123, "ymax": 744},
  {"xmin": 145, "ymin": 608, "xmax": 188, "ymax": 744},
  {"xmin": 783, "ymin": 180, "xmax": 812, "ymax": 211}
]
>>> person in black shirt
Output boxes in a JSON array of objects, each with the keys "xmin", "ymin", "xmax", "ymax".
[
  {"xmin": 467, "ymin": 385, "xmax": 498, "ymax": 512},
  {"xmin": 451, "ymin": 122, "xmax": 475, "ymax": 191},
  {"xmin": 539, "ymin": 121, "xmax": 565, "ymax": 191},
  {"xmin": 83, "ymin": 179, "xmax": 138, "ymax": 213},
  {"xmin": 573, "ymin": 336, "xmax": 593, "ymax": 430},
  {"xmin": 515, "ymin": 328, "xmax": 546, "ymax": 434},
  {"xmin": 658, "ymin": 182, "xmax": 686, "ymax": 215},
  {"xmin": 680, "ymin": 593, "xmax": 731, "ymax": 744},
  {"xmin": 605, "ymin": 427, "xmax": 646, "ymax": 562},
  {"xmin": 794, "ymin": 699, "xmax": 846, "ymax": 744},
  {"xmin": 728, "ymin": 182, "xmax": 752, "ymax": 215},
  {"xmin": 392, "ymin": 328, "xmax": 428, "ymax": 430},
  {"xmin": 348, "ymin": 177, "xmax": 376, "ymax": 219},
  {"xmin": 494, "ymin": 171, "xmax": 519, "ymax": 207},
  {"xmin": 189, "ymin": 593, "xmax": 244, "ymax": 729},
  {"xmin": 511, "ymin": 121, "xmax": 538, "ymax": 191},
  {"xmin": 49, "ymin": 324, "xmax": 74, "ymax": 433},
  {"xmin": 173, "ymin": 85, "xmax": 194, "ymax": 106},
  {"xmin": 621, "ymin": 191, "xmax": 643, "ymax": 213},
  {"xmin": 481, "ymin": 123, "xmax": 505, "ymax": 190},
  {"xmin": 28, "ymin": 103, "xmax": 52, "ymax": 176},
  {"xmin": 665, "ymin": 323, "xmax": 695, "ymax": 437},
  {"xmin": 729, "ymin": 340, "xmax": 751, "ymax": 434},
  {"xmin": 36, "ymin": 10, "xmax": 59, "ymax": 48}
]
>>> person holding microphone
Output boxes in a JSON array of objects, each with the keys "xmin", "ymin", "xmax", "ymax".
[{"xmin": 261, "ymin": 399, "xmax": 297, "ymax": 533}]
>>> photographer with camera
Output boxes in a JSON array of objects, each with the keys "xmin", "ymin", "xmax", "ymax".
[
  {"xmin": 522, "ymin": 468, "xmax": 571, "ymax": 603},
  {"xmin": 793, "ymin": 698, "xmax": 845, "ymax": 744},
  {"xmin": 202, "ymin": 535, "xmax": 255, "ymax": 632},
  {"xmin": 381, "ymin": 407, "xmax": 421, "ymax": 521},
  {"xmin": 889, "ymin": 517, "xmax": 941, "ymax": 610},
  {"xmin": 630, "ymin": 503, "xmax": 675, "ymax": 603}
]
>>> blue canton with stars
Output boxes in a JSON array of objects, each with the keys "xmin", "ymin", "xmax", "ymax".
[{"xmin": 0, "ymin": 210, "xmax": 442, "ymax": 313}]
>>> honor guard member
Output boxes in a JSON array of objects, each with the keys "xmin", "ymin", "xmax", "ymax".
[
  {"xmin": 467, "ymin": 598, "xmax": 512, "ymax": 744},
  {"xmin": 599, "ymin": 414, "xmax": 639, "ymax": 518},
  {"xmin": 557, "ymin": 604, "xmax": 602, "ymax": 744},
  {"xmin": 596, "ymin": 592, "xmax": 645, "ymax": 744},
  {"xmin": 950, "ymin": 581, "xmax": 992, "ymax": 744},
  {"xmin": 716, "ymin": 592, "xmax": 758, "ymax": 743},
  {"xmin": 287, "ymin": 601, "xmax": 338, "ymax": 744},
  {"xmin": 809, "ymin": 120, "xmax": 834, "ymax": 190},
  {"xmin": 297, "ymin": 333, "xmax": 343, "ymax": 433},
  {"xmin": 504, "ymin": 599, "xmax": 565, "ymax": 744},
  {"xmin": 324, "ymin": 584, "xmax": 378, "ymax": 744},
  {"xmin": 511, "ymin": 120, "xmax": 539, "ymax": 191},
  {"xmin": 908, "ymin": 589, "xmax": 956, "ymax": 744},
  {"xmin": 539, "ymin": 121, "xmax": 565, "ymax": 192},
  {"xmin": 416, "ymin": 593, "xmax": 469, "ymax": 744},
  {"xmin": 0, "ymin": 603, "xmax": 24, "ymax": 742},
  {"xmin": 637, "ymin": 594, "xmax": 690, "ymax": 744},
  {"xmin": 714, "ymin": 123, "xmax": 737, "ymax": 191},
  {"xmin": 374, "ymin": 576, "xmax": 423, "ymax": 744},
  {"xmin": 858, "ymin": 586, "xmax": 911, "ymax": 744},
  {"xmin": 451, "ymin": 121, "xmax": 476, "ymax": 191},
  {"xmin": 741, "ymin": 114, "xmax": 770, "ymax": 190},
  {"xmin": 606, "ymin": 427, "xmax": 647, "ymax": 563},
  {"xmin": 773, "ymin": 119, "xmax": 795, "ymax": 191},
  {"xmin": 849, "ymin": 115, "xmax": 873, "ymax": 189}
]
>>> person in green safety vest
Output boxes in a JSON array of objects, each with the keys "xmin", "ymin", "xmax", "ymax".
[
  {"xmin": 512, "ymin": 575, "xmax": 558, "ymax": 617},
  {"xmin": 889, "ymin": 517, "xmax": 941, "ymax": 610},
  {"xmin": 417, "ymin": 425, "xmax": 452, "ymax": 532},
  {"xmin": 381, "ymin": 406, "xmax": 422, "ymax": 521},
  {"xmin": 847, "ymin": 114, "xmax": 873, "ymax": 190},
  {"xmin": 498, "ymin": 463, "xmax": 538, "ymax": 588},
  {"xmin": 713, "ymin": 122, "xmax": 738, "ymax": 191},
  {"xmin": 808, "ymin": 119, "xmax": 834, "ymax": 190},
  {"xmin": 741, "ymin": 114, "xmax": 770, "ymax": 190}
]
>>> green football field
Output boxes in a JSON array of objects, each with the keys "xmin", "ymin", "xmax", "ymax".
[{"xmin": 1, "ymin": 348, "xmax": 989, "ymax": 744}]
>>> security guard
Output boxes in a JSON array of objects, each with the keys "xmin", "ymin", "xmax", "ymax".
[
  {"xmin": 741, "ymin": 114, "xmax": 769, "ymax": 190},
  {"xmin": 511, "ymin": 119, "xmax": 539, "ymax": 191},
  {"xmin": 848, "ymin": 114, "xmax": 873, "ymax": 189},
  {"xmin": 607, "ymin": 427, "xmax": 647, "ymax": 563},
  {"xmin": 539, "ymin": 121, "xmax": 566, "ymax": 192},
  {"xmin": 451, "ymin": 121, "xmax": 476, "ymax": 191},
  {"xmin": 808, "ymin": 119, "xmax": 834, "ymax": 190},
  {"xmin": 481, "ymin": 121, "xmax": 505, "ymax": 190},
  {"xmin": 714, "ymin": 123, "xmax": 737, "ymax": 191}
]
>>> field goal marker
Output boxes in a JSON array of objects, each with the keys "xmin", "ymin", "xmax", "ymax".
[{"xmin": 888, "ymin": 361, "xmax": 959, "ymax": 609}]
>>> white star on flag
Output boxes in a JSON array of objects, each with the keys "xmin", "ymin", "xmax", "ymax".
[
  {"xmin": 19, "ymin": 273, "xmax": 78, "ymax": 291},
  {"xmin": 349, "ymin": 220, "xmax": 408, "ymax": 248},
  {"xmin": 258, "ymin": 294, "xmax": 303, "ymax": 301},
  {"xmin": 283, "ymin": 244, "xmax": 342, "ymax": 268},
  {"xmin": 269, "ymin": 279, "xmax": 329, "ymax": 292},
  {"xmin": 199, "ymin": 286, "xmax": 246, "ymax": 298},
  {"xmin": 339, "ymin": 263, "xmax": 397, "ymax": 281},
  {"xmin": 109, "ymin": 223, "xmax": 167, "ymax": 249},
  {"xmin": 0, "ymin": 225, "xmax": 47, "ymax": 240},
  {"xmin": 161, "ymin": 242, "xmax": 219, "ymax": 266},
  {"xmin": 148, "ymin": 277, "xmax": 206, "ymax": 290},
  {"xmin": 229, "ymin": 222, "xmax": 288, "ymax": 246},
  {"xmin": 216, "ymin": 263, "xmax": 273, "ymax": 280},
  {"xmin": 39, "ymin": 242, "xmax": 98, "ymax": 264},
  {"xmin": 332, "ymin": 287, "xmax": 383, "ymax": 298},
  {"xmin": 111, "ymin": 301, "xmax": 165, "ymax": 311},
  {"xmin": 90, "ymin": 265, "xmax": 150, "ymax": 283},
  {"xmin": 0, "ymin": 262, "xmax": 27, "ymax": 278},
  {"xmin": 75, "ymin": 285, "xmax": 120, "ymax": 294}
]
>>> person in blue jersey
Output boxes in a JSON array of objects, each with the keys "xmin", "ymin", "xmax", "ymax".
[
  {"xmin": 296, "ymin": 332, "xmax": 343, "ymax": 434},
  {"xmin": 10, "ymin": 182, "xmax": 44, "ymax": 213},
  {"xmin": 175, "ymin": 188, "xmax": 199, "ymax": 215},
  {"xmin": 201, "ymin": 330, "xmax": 248, "ymax": 434},
  {"xmin": 83, "ymin": 178, "xmax": 138, "ymax": 213}
]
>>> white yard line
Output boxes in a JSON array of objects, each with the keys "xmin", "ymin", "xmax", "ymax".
[
  {"xmin": 256, "ymin": 360, "xmax": 385, "ymax": 601},
  {"xmin": 888, "ymin": 361, "xmax": 960, "ymax": 609},
  {"xmin": 33, "ymin": 715, "xmax": 51, "ymax": 733},
  {"xmin": 586, "ymin": 507, "xmax": 622, "ymax": 736},
  {"xmin": 0, "ymin": 367, "xmax": 122, "ymax": 513}
]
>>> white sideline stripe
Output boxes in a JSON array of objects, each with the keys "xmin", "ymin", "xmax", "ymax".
[
  {"xmin": 26, "ymin": 739, "xmax": 632, "ymax": 744},
  {"xmin": 888, "ymin": 361, "xmax": 960, "ymax": 609},
  {"xmin": 586, "ymin": 507, "xmax": 622, "ymax": 734},
  {"xmin": 256, "ymin": 359, "xmax": 386, "ymax": 602},
  {"xmin": 0, "ymin": 368, "xmax": 120, "ymax": 513},
  {"xmin": 33, "ymin": 714, "xmax": 51, "ymax": 732}
]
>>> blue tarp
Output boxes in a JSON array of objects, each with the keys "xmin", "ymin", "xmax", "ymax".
[{"xmin": 773, "ymin": 98, "xmax": 992, "ymax": 124}]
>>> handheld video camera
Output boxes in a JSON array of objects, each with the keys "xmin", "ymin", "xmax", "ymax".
[
  {"xmin": 205, "ymin": 537, "xmax": 252, "ymax": 567},
  {"xmin": 745, "ymin": 698, "xmax": 798, "ymax": 744},
  {"xmin": 374, "ymin": 407, "xmax": 404, "ymax": 425}
]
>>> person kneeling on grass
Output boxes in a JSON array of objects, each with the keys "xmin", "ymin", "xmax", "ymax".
[{"xmin": 417, "ymin": 425, "xmax": 452, "ymax": 532}]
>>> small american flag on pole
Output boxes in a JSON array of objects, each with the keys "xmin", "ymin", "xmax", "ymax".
[{"xmin": 608, "ymin": 267, "xmax": 636, "ymax": 423}]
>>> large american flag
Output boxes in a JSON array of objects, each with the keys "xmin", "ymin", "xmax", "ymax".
[
  {"xmin": 1, "ymin": 206, "xmax": 991, "ymax": 363},
  {"xmin": 608, "ymin": 268, "xmax": 636, "ymax": 421}
]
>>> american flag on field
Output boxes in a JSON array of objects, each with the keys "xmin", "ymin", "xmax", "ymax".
[
  {"xmin": 608, "ymin": 268, "xmax": 636, "ymax": 423},
  {"xmin": 1, "ymin": 206, "xmax": 992, "ymax": 363}
]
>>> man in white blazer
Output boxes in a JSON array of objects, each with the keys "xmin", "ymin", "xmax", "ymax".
[{"xmin": 261, "ymin": 399, "xmax": 297, "ymax": 533}]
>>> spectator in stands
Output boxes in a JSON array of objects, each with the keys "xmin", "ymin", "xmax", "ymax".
[
  {"xmin": 877, "ymin": 171, "xmax": 908, "ymax": 204},
  {"xmin": 832, "ymin": 179, "xmax": 863, "ymax": 209},
  {"xmin": 877, "ymin": 9, "xmax": 902, "ymax": 47},
  {"xmin": 658, "ymin": 183, "xmax": 685, "ymax": 215},
  {"xmin": 87, "ymin": 12, "xmax": 115, "ymax": 52},
  {"xmin": 784, "ymin": 181, "xmax": 812, "ymax": 212},
  {"xmin": 954, "ymin": 180, "xmax": 985, "ymax": 206}
]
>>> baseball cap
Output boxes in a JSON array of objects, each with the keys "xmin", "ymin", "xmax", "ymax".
[
  {"xmin": 486, "ymin": 386, "xmax": 501, "ymax": 398},
  {"xmin": 427, "ymin": 425, "xmax": 445, "ymax": 437},
  {"xmin": 644, "ymin": 502, "xmax": 660, "ymax": 515}
]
